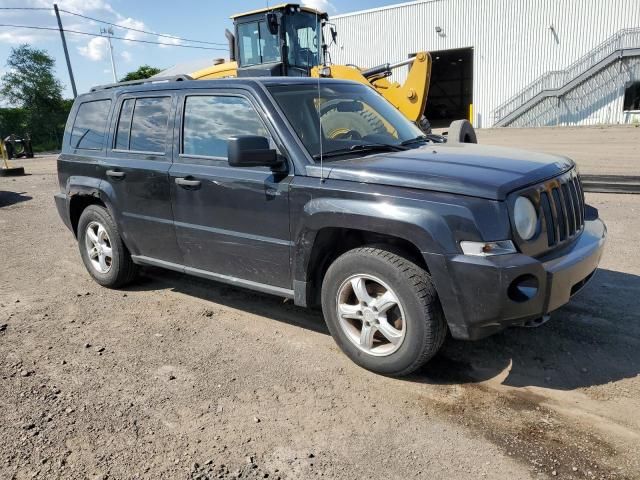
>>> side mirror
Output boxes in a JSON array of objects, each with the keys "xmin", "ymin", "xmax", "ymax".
[
  {"xmin": 228, "ymin": 136, "xmax": 280, "ymax": 168},
  {"xmin": 266, "ymin": 13, "xmax": 279, "ymax": 35},
  {"xmin": 330, "ymin": 26, "xmax": 338, "ymax": 43}
]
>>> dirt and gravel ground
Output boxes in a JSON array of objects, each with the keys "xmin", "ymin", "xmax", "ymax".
[{"xmin": 1, "ymin": 130, "xmax": 639, "ymax": 479}]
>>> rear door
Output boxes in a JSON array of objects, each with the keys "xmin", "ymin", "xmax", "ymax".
[
  {"xmin": 102, "ymin": 93, "xmax": 182, "ymax": 264},
  {"xmin": 169, "ymin": 90, "xmax": 292, "ymax": 288}
]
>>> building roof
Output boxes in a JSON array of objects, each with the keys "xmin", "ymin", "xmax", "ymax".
[{"xmin": 230, "ymin": 3, "xmax": 325, "ymax": 19}]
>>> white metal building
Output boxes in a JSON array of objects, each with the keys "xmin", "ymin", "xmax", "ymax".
[{"xmin": 327, "ymin": 0, "xmax": 640, "ymax": 128}]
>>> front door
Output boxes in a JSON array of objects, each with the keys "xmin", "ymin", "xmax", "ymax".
[
  {"xmin": 102, "ymin": 93, "xmax": 182, "ymax": 264},
  {"xmin": 169, "ymin": 91, "xmax": 292, "ymax": 288}
]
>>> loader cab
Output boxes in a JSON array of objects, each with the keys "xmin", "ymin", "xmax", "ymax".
[{"xmin": 232, "ymin": 4, "xmax": 328, "ymax": 77}]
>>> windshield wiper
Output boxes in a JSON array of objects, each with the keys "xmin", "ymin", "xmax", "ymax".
[
  {"xmin": 400, "ymin": 135, "xmax": 431, "ymax": 146},
  {"xmin": 313, "ymin": 143, "xmax": 407, "ymax": 160}
]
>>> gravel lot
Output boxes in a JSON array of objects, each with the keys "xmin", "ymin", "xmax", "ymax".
[{"xmin": 1, "ymin": 134, "xmax": 639, "ymax": 479}]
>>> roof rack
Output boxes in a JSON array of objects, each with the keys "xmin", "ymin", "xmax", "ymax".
[{"xmin": 89, "ymin": 75, "xmax": 193, "ymax": 92}]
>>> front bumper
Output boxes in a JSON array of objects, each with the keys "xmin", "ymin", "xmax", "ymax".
[{"xmin": 425, "ymin": 216, "xmax": 606, "ymax": 340}]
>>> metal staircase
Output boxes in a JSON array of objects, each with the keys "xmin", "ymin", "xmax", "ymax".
[{"xmin": 492, "ymin": 28, "xmax": 640, "ymax": 127}]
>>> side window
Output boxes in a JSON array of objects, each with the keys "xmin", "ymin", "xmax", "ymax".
[
  {"xmin": 114, "ymin": 96, "xmax": 171, "ymax": 153},
  {"xmin": 238, "ymin": 22, "xmax": 260, "ymax": 66},
  {"xmin": 238, "ymin": 21, "xmax": 280, "ymax": 65},
  {"xmin": 182, "ymin": 95, "xmax": 269, "ymax": 158},
  {"xmin": 115, "ymin": 98, "xmax": 134, "ymax": 150},
  {"xmin": 70, "ymin": 99, "xmax": 112, "ymax": 150}
]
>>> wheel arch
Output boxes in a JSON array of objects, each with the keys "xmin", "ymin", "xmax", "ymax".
[
  {"xmin": 302, "ymin": 226, "xmax": 431, "ymax": 307},
  {"xmin": 66, "ymin": 178, "xmax": 120, "ymax": 238},
  {"xmin": 292, "ymin": 199, "xmax": 451, "ymax": 307}
]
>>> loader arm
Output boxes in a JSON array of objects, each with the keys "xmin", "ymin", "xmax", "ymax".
[{"xmin": 311, "ymin": 51, "xmax": 431, "ymax": 122}]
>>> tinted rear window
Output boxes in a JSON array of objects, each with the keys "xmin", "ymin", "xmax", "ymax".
[
  {"xmin": 114, "ymin": 96, "xmax": 171, "ymax": 153},
  {"xmin": 70, "ymin": 99, "xmax": 112, "ymax": 150}
]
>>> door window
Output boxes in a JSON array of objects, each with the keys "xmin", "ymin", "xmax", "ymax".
[
  {"xmin": 70, "ymin": 99, "xmax": 112, "ymax": 150},
  {"xmin": 114, "ymin": 96, "xmax": 171, "ymax": 153},
  {"xmin": 237, "ymin": 21, "xmax": 281, "ymax": 65},
  {"xmin": 182, "ymin": 95, "xmax": 270, "ymax": 159}
]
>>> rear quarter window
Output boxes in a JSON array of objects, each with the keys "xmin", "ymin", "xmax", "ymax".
[
  {"xmin": 70, "ymin": 99, "xmax": 112, "ymax": 150},
  {"xmin": 114, "ymin": 96, "xmax": 171, "ymax": 153}
]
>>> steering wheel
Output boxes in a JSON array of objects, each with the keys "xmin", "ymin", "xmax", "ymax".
[{"xmin": 333, "ymin": 130, "xmax": 362, "ymax": 140}]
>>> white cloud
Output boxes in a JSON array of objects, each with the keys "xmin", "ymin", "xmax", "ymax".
[
  {"xmin": 0, "ymin": 0, "xmax": 145, "ymax": 51},
  {"xmin": 30, "ymin": 0, "xmax": 114, "ymax": 15},
  {"xmin": 157, "ymin": 34, "xmax": 181, "ymax": 49},
  {"xmin": 116, "ymin": 17, "xmax": 147, "ymax": 42},
  {"xmin": 302, "ymin": 0, "xmax": 336, "ymax": 13},
  {"xmin": 78, "ymin": 36, "xmax": 109, "ymax": 61},
  {"xmin": 120, "ymin": 50, "xmax": 132, "ymax": 62},
  {"xmin": 0, "ymin": 30, "xmax": 40, "ymax": 45}
]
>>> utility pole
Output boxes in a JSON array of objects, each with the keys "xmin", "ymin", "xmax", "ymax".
[
  {"xmin": 101, "ymin": 27, "xmax": 118, "ymax": 82},
  {"xmin": 53, "ymin": 3, "xmax": 77, "ymax": 98}
]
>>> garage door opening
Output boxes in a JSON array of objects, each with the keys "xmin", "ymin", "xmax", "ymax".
[{"xmin": 423, "ymin": 47, "xmax": 473, "ymax": 128}]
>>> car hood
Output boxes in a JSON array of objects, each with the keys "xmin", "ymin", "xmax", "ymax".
[{"xmin": 309, "ymin": 143, "xmax": 574, "ymax": 200}]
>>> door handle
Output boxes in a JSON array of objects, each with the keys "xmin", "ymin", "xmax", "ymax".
[
  {"xmin": 175, "ymin": 177, "xmax": 201, "ymax": 188},
  {"xmin": 106, "ymin": 169, "xmax": 126, "ymax": 179}
]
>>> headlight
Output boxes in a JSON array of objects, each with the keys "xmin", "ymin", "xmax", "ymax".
[{"xmin": 514, "ymin": 196, "xmax": 537, "ymax": 240}]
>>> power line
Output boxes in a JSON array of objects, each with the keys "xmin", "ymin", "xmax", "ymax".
[
  {"xmin": 0, "ymin": 24, "xmax": 228, "ymax": 51},
  {"xmin": 0, "ymin": 7, "xmax": 51, "ymax": 11},
  {"xmin": 58, "ymin": 8, "xmax": 228, "ymax": 47},
  {"xmin": 0, "ymin": 6, "xmax": 228, "ymax": 47}
]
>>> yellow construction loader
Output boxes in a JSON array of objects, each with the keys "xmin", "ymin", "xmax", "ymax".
[{"xmin": 182, "ymin": 3, "xmax": 476, "ymax": 142}]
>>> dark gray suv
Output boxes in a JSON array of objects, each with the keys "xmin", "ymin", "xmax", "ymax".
[{"xmin": 55, "ymin": 77, "xmax": 606, "ymax": 376}]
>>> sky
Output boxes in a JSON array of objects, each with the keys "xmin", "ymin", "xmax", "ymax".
[{"xmin": 0, "ymin": 0, "xmax": 404, "ymax": 99}]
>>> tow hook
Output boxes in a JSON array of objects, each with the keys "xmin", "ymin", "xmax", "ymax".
[{"xmin": 519, "ymin": 315, "xmax": 551, "ymax": 328}]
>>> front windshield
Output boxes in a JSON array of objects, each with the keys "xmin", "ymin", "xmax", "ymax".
[
  {"xmin": 268, "ymin": 83, "xmax": 425, "ymax": 160},
  {"xmin": 285, "ymin": 13, "xmax": 322, "ymax": 69}
]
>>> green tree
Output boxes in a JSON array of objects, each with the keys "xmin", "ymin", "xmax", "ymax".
[
  {"xmin": 120, "ymin": 65, "xmax": 162, "ymax": 82},
  {"xmin": 0, "ymin": 44, "xmax": 69, "ymax": 150}
]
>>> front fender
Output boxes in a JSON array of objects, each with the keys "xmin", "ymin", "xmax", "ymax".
[{"xmin": 292, "ymin": 194, "xmax": 496, "ymax": 283}]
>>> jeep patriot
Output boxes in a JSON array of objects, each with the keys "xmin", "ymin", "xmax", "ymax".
[{"xmin": 55, "ymin": 77, "xmax": 606, "ymax": 376}]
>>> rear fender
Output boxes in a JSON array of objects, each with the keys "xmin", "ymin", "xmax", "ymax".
[{"xmin": 65, "ymin": 177, "xmax": 122, "ymax": 240}]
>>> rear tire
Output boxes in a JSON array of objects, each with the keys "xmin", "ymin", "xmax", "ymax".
[
  {"xmin": 448, "ymin": 119, "xmax": 477, "ymax": 143},
  {"xmin": 77, "ymin": 205, "xmax": 137, "ymax": 288},
  {"xmin": 321, "ymin": 247, "xmax": 447, "ymax": 376}
]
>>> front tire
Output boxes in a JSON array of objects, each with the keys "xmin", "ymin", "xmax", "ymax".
[
  {"xmin": 77, "ymin": 205, "xmax": 137, "ymax": 288},
  {"xmin": 321, "ymin": 247, "xmax": 446, "ymax": 376}
]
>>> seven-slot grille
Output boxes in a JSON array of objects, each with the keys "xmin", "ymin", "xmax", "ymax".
[{"xmin": 539, "ymin": 172, "xmax": 585, "ymax": 247}]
